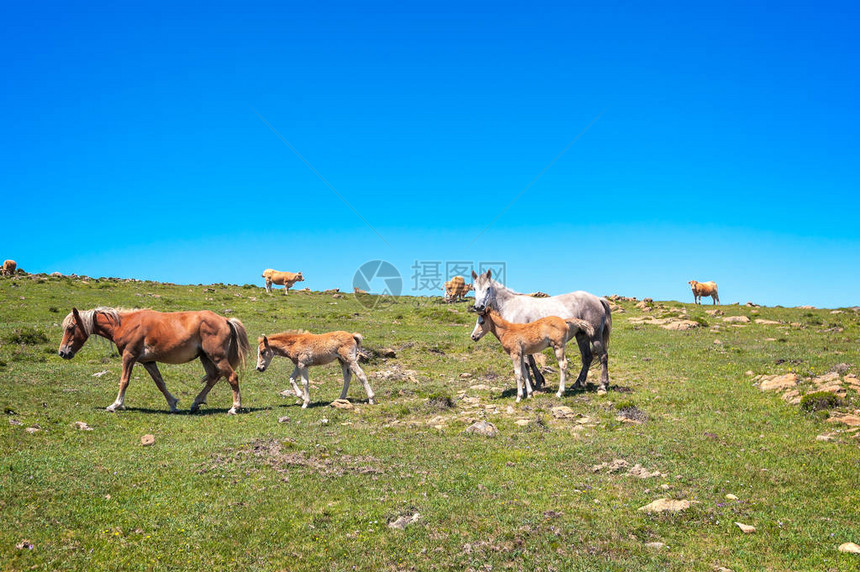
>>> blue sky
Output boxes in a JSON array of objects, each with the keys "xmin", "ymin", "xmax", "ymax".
[{"xmin": 2, "ymin": 0, "xmax": 858, "ymax": 307}]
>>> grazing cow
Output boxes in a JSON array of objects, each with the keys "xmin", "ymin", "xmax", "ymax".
[
  {"xmin": 58, "ymin": 307, "xmax": 250, "ymax": 414},
  {"xmin": 262, "ymin": 269, "xmax": 304, "ymax": 295},
  {"xmin": 3, "ymin": 260, "xmax": 16, "ymax": 276},
  {"xmin": 688, "ymin": 280, "xmax": 720, "ymax": 305},
  {"xmin": 256, "ymin": 330, "xmax": 375, "ymax": 408},
  {"xmin": 443, "ymin": 276, "xmax": 473, "ymax": 303},
  {"xmin": 470, "ymin": 307, "xmax": 593, "ymax": 401}
]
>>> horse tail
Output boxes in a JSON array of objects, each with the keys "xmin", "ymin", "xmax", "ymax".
[
  {"xmin": 227, "ymin": 318, "xmax": 250, "ymax": 370},
  {"xmin": 600, "ymin": 298, "xmax": 612, "ymax": 348},
  {"xmin": 352, "ymin": 333, "xmax": 364, "ymax": 347}
]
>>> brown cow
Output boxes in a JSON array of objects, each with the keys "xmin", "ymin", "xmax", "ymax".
[
  {"xmin": 443, "ymin": 276, "xmax": 473, "ymax": 303},
  {"xmin": 3, "ymin": 260, "xmax": 16, "ymax": 276},
  {"xmin": 262, "ymin": 269, "xmax": 304, "ymax": 295},
  {"xmin": 688, "ymin": 280, "xmax": 720, "ymax": 305}
]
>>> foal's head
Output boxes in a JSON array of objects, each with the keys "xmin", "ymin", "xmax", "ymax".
[
  {"xmin": 58, "ymin": 308, "xmax": 89, "ymax": 359},
  {"xmin": 470, "ymin": 309, "xmax": 492, "ymax": 342},
  {"xmin": 256, "ymin": 336, "xmax": 275, "ymax": 372}
]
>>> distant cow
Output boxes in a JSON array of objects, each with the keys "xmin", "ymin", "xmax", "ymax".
[
  {"xmin": 262, "ymin": 269, "xmax": 304, "ymax": 295},
  {"xmin": 3, "ymin": 260, "xmax": 16, "ymax": 276},
  {"xmin": 688, "ymin": 280, "xmax": 719, "ymax": 305},
  {"xmin": 443, "ymin": 276, "xmax": 473, "ymax": 303}
]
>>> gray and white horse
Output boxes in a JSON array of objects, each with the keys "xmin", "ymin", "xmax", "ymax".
[{"xmin": 471, "ymin": 270, "xmax": 612, "ymax": 392}]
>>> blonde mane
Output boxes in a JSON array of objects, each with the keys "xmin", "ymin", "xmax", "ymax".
[{"xmin": 62, "ymin": 307, "xmax": 132, "ymax": 334}]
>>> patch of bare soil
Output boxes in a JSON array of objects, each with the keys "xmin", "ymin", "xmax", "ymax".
[{"xmin": 199, "ymin": 438, "xmax": 385, "ymax": 479}]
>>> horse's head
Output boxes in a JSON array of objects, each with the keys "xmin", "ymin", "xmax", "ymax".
[
  {"xmin": 471, "ymin": 269, "xmax": 495, "ymax": 313},
  {"xmin": 256, "ymin": 336, "xmax": 274, "ymax": 372},
  {"xmin": 58, "ymin": 308, "xmax": 89, "ymax": 359},
  {"xmin": 296, "ymin": 272, "xmax": 304, "ymax": 282}
]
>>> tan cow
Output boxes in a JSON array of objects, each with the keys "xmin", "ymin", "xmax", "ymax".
[
  {"xmin": 443, "ymin": 276, "xmax": 473, "ymax": 303},
  {"xmin": 3, "ymin": 260, "xmax": 16, "ymax": 276},
  {"xmin": 688, "ymin": 280, "xmax": 720, "ymax": 305},
  {"xmin": 262, "ymin": 269, "xmax": 304, "ymax": 295}
]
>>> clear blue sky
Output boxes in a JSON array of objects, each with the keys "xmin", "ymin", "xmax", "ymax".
[{"xmin": 2, "ymin": 0, "xmax": 858, "ymax": 307}]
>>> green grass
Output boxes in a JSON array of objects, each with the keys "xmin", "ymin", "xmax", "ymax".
[{"xmin": 1, "ymin": 275, "xmax": 859, "ymax": 571}]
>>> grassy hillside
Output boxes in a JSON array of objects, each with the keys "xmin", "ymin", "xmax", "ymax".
[{"xmin": 1, "ymin": 275, "xmax": 858, "ymax": 571}]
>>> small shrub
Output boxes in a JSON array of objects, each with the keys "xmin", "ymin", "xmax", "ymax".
[
  {"xmin": 800, "ymin": 392, "xmax": 842, "ymax": 412},
  {"xmin": 693, "ymin": 316, "xmax": 709, "ymax": 327},
  {"xmin": 425, "ymin": 391, "xmax": 455, "ymax": 411},
  {"xmin": 4, "ymin": 327, "xmax": 49, "ymax": 345},
  {"xmin": 48, "ymin": 307, "xmax": 59, "ymax": 313}
]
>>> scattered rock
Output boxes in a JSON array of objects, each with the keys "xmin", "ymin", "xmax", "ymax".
[
  {"xmin": 758, "ymin": 373, "xmax": 799, "ymax": 391},
  {"xmin": 92, "ymin": 370, "xmax": 109, "ymax": 378},
  {"xmin": 755, "ymin": 319, "xmax": 780, "ymax": 325},
  {"xmin": 644, "ymin": 541, "xmax": 665, "ymax": 549},
  {"xmin": 551, "ymin": 406, "xmax": 577, "ymax": 419},
  {"xmin": 796, "ymin": 305, "xmax": 817, "ymax": 310},
  {"xmin": 514, "ymin": 419, "xmax": 531, "ymax": 426},
  {"xmin": 838, "ymin": 542, "xmax": 860, "ymax": 554},
  {"xmin": 388, "ymin": 512, "xmax": 421, "ymax": 530},
  {"xmin": 25, "ymin": 427, "xmax": 40, "ymax": 434},
  {"xmin": 713, "ymin": 339, "xmax": 722, "ymax": 345},
  {"xmin": 463, "ymin": 420, "xmax": 498, "ymax": 437},
  {"xmin": 330, "ymin": 399, "xmax": 353, "ymax": 410},
  {"xmin": 661, "ymin": 320, "xmax": 700, "ymax": 331},
  {"xmin": 725, "ymin": 494, "xmax": 738, "ymax": 500},
  {"xmin": 459, "ymin": 372, "xmax": 473, "ymax": 379},
  {"xmin": 15, "ymin": 539, "xmax": 34, "ymax": 550},
  {"xmin": 722, "ymin": 316, "xmax": 751, "ymax": 324},
  {"xmin": 592, "ymin": 459, "xmax": 629, "ymax": 473},
  {"xmin": 816, "ymin": 433, "xmax": 837, "ymax": 442},
  {"xmin": 828, "ymin": 415, "xmax": 860, "ymax": 427},
  {"xmin": 735, "ymin": 522, "xmax": 756, "ymax": 534},
  {"xmin": 469, "ymin": 384, "xmax": 490, "ymax": 391},
  {"xmin": 140, "ymin": 434, "xmax": 155, "ymax": 446},
  {"xmin": 9, "ymin": 418, "xmax": 22, "ymax": 426},
  {"xmin": 332, "ymin": 293, "xmax": 344, "ymax": 299},
  {"xmin": 628, "ymin": 464, "xmax": 664, "ymax": 479},
  {"xmin": 638, "ymin": 499, "xmax": 691, "ymax": 513},
  {"xmin": 278, "ymin": 416, "xmax": 291, "ymax": 424},
  {"xmin": 74, "ymin": 421, "xmax": 93, "ymax": 431}
]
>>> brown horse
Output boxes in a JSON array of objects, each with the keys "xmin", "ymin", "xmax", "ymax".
[
  {"xmin": 256, "ymin": 330, "xmax": 375, "ymax": 408},
  {"xmin": 470, "ymin": 307, "xmax": 593, "ymax": 401},
  {"xmin": 58, "ymin": 307, "xmax": 250, "ymax": 414}
]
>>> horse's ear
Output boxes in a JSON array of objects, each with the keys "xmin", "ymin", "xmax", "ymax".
[
  {"xmin": 72, "ymin": 307, "xmax": 82, "ymax": 323},
  {"xmin": 485, "ymin": 269, "xmax": 492, "ymax": 279},
  {"xmin": 471, "ymin": 270, "xmax": 478, "ymax": 280},
  {"xmin": 263, "ymin": 336, "xmax": 270, "ymax": 348}
]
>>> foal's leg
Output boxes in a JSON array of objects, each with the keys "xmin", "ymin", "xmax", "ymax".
[
  {"xmin": 191, "ymin": 354, "xmax": 221, "ymax": 413},
  {"xmin": 299, "ymin": 365, "xmax": 311, "ymax": 408},
  {"xmin": 287, "ymin": 365, "xmax": 303, "ymax": 401},
  {"xmin": 554, "ymin": 345, "xmax": 568, "ymax": 398},
  {"xmin": 107, "ymin": 353, "xmax": 136, "ymax": 412},
  {"xmin": 573, "ymin": 333, "xmax": 593, "ymax": 389},
  {"xmin": 142, "ymin": 362, "xmax": 179, "ymax": 412},
  {"xmin": 349, "ymin": 360, "xmax": 375, "ymax": 405},
  {"xmin": 338, "ymin": 360, "xmax": 352, "ymax": 400},
  {"xmin": 511, "ymin": 352, "xmax": 526, "ymax": 402}
]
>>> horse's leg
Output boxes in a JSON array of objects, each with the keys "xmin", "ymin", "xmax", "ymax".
[
  {"xmin": 190, "ymin": 354, "xmax": 221, "ymax": 413},
  {"xmin": 573, "ymin": 333, "xmax": 593, "ymax": 389},
  {"xmin": 299, "ymin": 365, "xmax": 311, "ymax": 408},
  {"xmin": 215, "ymin": 358, "xmax": 241, "ymax": 415},
  {"xmin": 338, "ymin": 360, "xmax": 352, "ymax": 400},
  {"xmin": 527, "ymin": 354, "xmax": 545, "ymax": 388},
  {"xmin": 106, "ymin": 353, "xmax": 136, "ymax": 412},
  {"xmin": 142, "ymin": 362, "xmax": 179, "ymax": 413},
  {"xmin": 554, "ymin": 345, "xmax": 568, "ymax": 399},
  {"xmin": 349, "ymin": 360, "xmax": 375, "ymax": 405},
  {"xmin": 522, "ymin": 356, "xmax": 534, "ymax": 399}
]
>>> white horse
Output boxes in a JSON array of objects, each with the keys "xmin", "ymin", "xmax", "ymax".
[{"xmin": 471, "ymin": 270, "xmax": 612, "ymax": 392}]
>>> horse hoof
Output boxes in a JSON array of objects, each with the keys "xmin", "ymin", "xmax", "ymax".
[
  {"xmin": 301, "ymin": 403, "xmax": 309, "ymax": 409},
  {"xmin": 368, "ymin": 399, "xmax": 376, "ymax": 405},
  {"xmin": 556, "ymin": 392, "xmax": 563, "ymax": 398}
]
